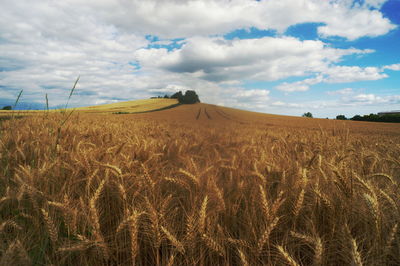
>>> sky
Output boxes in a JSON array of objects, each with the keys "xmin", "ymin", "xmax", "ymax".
[{"xmin": 1, "ymin": 0, "xmax": 399, "ymax": 118}]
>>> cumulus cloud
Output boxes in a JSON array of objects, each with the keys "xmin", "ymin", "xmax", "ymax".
[
  {"xmin": 383, "ymin": 64, "xmax": 400, "ymax": 71},
  {"xmin": 317, "ymin": 7, "xmax": 395, "ymax": 40},
  {"xmin": 217, "ymin": 88, "xmax": 271, "ymax": 110},
  {"xmin": 67, "ymin": 0, "xmax": 395, "ymax": 40},
  {"xmin": 346, "ymin": 93, "xmax": 400, "ymax": 104},
  {"xmin": 324, "ymin": 66, "xmax": 388, "ymax": 83},
  {"xmin": 275, "ymin": 62, "xmax": 397, "ymax": 92},
  {"xmin": 275, "ymin": 75, "xmax": 324, "ymax": 92},
  {"xmin": 136, "ymin": 36, "xmax": 371, "ymax": 83},
  {"xmin": 0, "ymin": 0, "xmax": 150, "ymax": 106}
]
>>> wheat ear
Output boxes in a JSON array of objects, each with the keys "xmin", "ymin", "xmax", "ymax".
[
  {"xmin": 293, "ymin": 189, "xmax": 305, "ymax": 218},
  {"xmin": 257, "ymin": 216, "xmax": 280, "ymax": 254},
  {"xmin": 259, "ymin": 185, "xmax": 270, "ymax": 219},
  {"xmin": 161, "ymin": 226, "xmax": 185, "ymax": 254},
  {"xmin": 276, "ymin": 245, "xmax": 299, "ymax": 266},
  {"xmin": 350, "ymin": 238, "xmax": 363, "ymax": 266},
  {"xmin": 199, "ymin": 195, "xmax": 208, "ymax": 234},
  {"xmin": 41, "ymin": 208, "xmax": 58, "ymax": 245},
  {"xmin": 202, "ymin": 233, "xmax": 225, "ymax": 257},
  {"xmin": 238, "ymin": 248, "xmax": 249, "ymax": 266}
]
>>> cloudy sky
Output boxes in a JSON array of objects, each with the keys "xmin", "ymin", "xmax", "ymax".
[{"xmin": 1, "ymin": 0, "xmax": 399, "ymax": 118}]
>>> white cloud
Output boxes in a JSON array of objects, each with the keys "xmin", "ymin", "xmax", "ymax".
[
  {"xmin": 271, "ymin": 101, "xmax": 305, "ymax": 108},
  {"xmin": 233, "ymin": 89, "xmax": 270, "ymax": 101},
  {"xmin": 317, "ymin": 7, "xmax": 395, "ymax": 40},
  {"xmin": 383, "ymin": 64, "xmax": 400, "ymax": 71},
  {"xmin": 275, "ymin": 63, "xmax": 393, "ymax": 92},
  {"xmin": 327, "ymin": 88, "xmax": 354, "ymax": 95},
  {"xmin": 136, "ymin": 36, "xmax": 371, "ymax": 83},
  {"xmin": 275, "ymin": 75, "xmax": 324, "ymax": 92},
  {"xmin": 68, "ymin": 0, "xmax": 395, "ymax": 40},
  {"xmin": 0, "ymin": 0, "xmax": 150, "ymax": 106},
  {"xmin": 324, "ymin": 66, "xmax": 388, "ymax": 83},
  {"xmin": 343, "ymin": 93, "xmax": 400, "ymax": 105}
]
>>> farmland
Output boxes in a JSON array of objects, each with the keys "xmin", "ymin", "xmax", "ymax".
[
  {"xmin": 0, "ymin": 98, "xmax": 179, "ymax": 116},
  {"xmin": 1, "ymin": 101, "xmax": 400, "ymax": 265}
]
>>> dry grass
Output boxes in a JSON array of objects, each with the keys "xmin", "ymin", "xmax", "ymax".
[{"xmin": 0, "ymin": 103, "xmax": 400, "ymax": 265}]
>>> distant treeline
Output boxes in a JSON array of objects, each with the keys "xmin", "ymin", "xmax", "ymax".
[
  {"xmin": 151, "ymin": 90, "xmax": 200, "ymax": 104},
  {"xmin": 336, "ymin": 113, "xmax": 400, "ymax": 123}
]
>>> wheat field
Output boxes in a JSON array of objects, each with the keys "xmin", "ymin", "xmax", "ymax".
[
  {"xmin": 1, "ymin": 103, "xmax": 399, "ymax": 265},
  {"xmin": 0, "ymin": 99, "xmax": 179, "ymax": 117}
]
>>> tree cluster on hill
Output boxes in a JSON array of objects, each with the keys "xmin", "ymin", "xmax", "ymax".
[
  {"xmin": 302, "ymin": 112, "xmax": 313, "ymax": 118},
  {"xmin": 336, "ymin": 113, "xmax": 400, "ymax": 123},
  {"xmin": 2, "ymin": 106, "xmax": 12, "ymax": 110},
  {"xmin": 152, "ymin": 90, "xmax": 200, "ymax": 104}
]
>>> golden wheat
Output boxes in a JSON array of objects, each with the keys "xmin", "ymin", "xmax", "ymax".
[{"xmin": 0, "ymin": 105, "xmax": 399, "ymax": 265}]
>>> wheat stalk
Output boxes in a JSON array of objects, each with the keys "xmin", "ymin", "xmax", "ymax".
[
  {"xmin": 290, "ymin": 231, "xmax": 314, "ymax": 243},
  {"xmin": 129, "ymin": 210, "xmax": 141, "ymax": 263},
  {"xmin": 199, "ymin": 195, "xmax": 208, "ymax": 234},
  {"xmin": 259, "ymin": 185, "xmax": 270, "ymax": 219},
  {"xmin": 164, "ymin": 177, "xmax": 190, "ymax": 190},
  {"xmin": 179, "ymin": 169, "xmax": 199, "ymax": 186},
  {"xmin": 41, "ymin": 208, "xmax": 58, "ymax": 245},
  {"xmin": 257, "ymin": 216, "xmax": 280, "ymax": 254},
  {"xmin": 276, "ymin": 245, "xmax": 299, "ymax": 266},
  {"xmin": 202, "ymin": 233, "xmax": 225, "ymax": 257},
  {"xmin": 293, "ymin": 189, "xmax": 305, "ymax": 218},
  {"xmin": 314, "ymin": 236, "xmax": 323, "ymax": 266},
  {"xmin": 227, "ymin": 238, "xmax": 250, "ymax": 248},
  {"xmin": 89, "ymin": 178, "xmax": 109, "ymax": 260},
  {"xmin": 167, "ymin": 253, "xmax": 175, "ymax": 266},
  {"xmin": 161, "ymin": 226, "xmax": 185, "ymax": 254},
  {"xmin": 350, "ymin": 238, "xmax": 363, "ymax": 266},
  {"xmin": 211, "ymin": 180, "xmax": 225, "ymax": 211},
  {"xmin": 0, "ymin": 220, "xmax": 22, "ymax": 232},
  {"xmin": 238, "ymin": 248, "xmax": 249, "ymax": 266},
  {"xmin": 271, "ymin": 191, "xmax": 285, "ymax": 216},
  {"xmin": 90, "ymin": 178, "xmax": 106, "ymax": 233},
  {"xmin": 363, "ymin": 193, "xmax": 380, "ymax": 233},
  {"xmin": 379, "ymin": 189, "xmax": 398, "ymax": 212}
]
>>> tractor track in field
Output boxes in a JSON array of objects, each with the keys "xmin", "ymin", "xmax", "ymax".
[
  {"xmin": 196, "ymin": 108, "xmax": 201, "ymax": 120},
  {"xmin": 214, "ymin": 108, "xmax": 233, "ymax": 120},
  {"xmin": 204, "ymin": 108, "xmax": 212, "ymax": 119},
  {"xmin": 213, "ymin": 106, "xmax": 250, "ymax": 124}
]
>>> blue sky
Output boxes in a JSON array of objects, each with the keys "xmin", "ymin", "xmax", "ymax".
[{"xmin": 1, "ymin": 0, "xmax": 399, "ymax": 118}]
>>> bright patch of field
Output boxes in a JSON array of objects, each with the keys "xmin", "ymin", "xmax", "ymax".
[
  {"xmin": 1, "ymin": 102, "xmax": 399, "ymax": 265},
  {"xmin": 0, "ymin": 98, "xmax": 178, "ymax": 117},
  {"xmin": 74, "ymin": 98, "xmax": 178, "ymax": 113}
]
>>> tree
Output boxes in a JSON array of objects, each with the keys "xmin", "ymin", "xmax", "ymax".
[
  {"xmin": 2, "ymin": 106, "xmax": 12, "ymax": 110},
  {"xmin": 302, "ymin": 112, "xmax": 313, "ymax": 118},
  {"xmin": 351, "ymin": 115, "xmax": 363, "ymax": 121},
  {"xmin": 181, "ymin": 90, "xmax": 200, "ymax": 104},
  {"xmin": 170, "ymin": 90, "xmax": 200, "ymax": 104},
  {"xmin": 171, "ymin": 91, "xmax": 184, "ymax": 101},
  {"xmin": 336, "ymin": 115, "xmax": 347, "ymax": 120}
]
